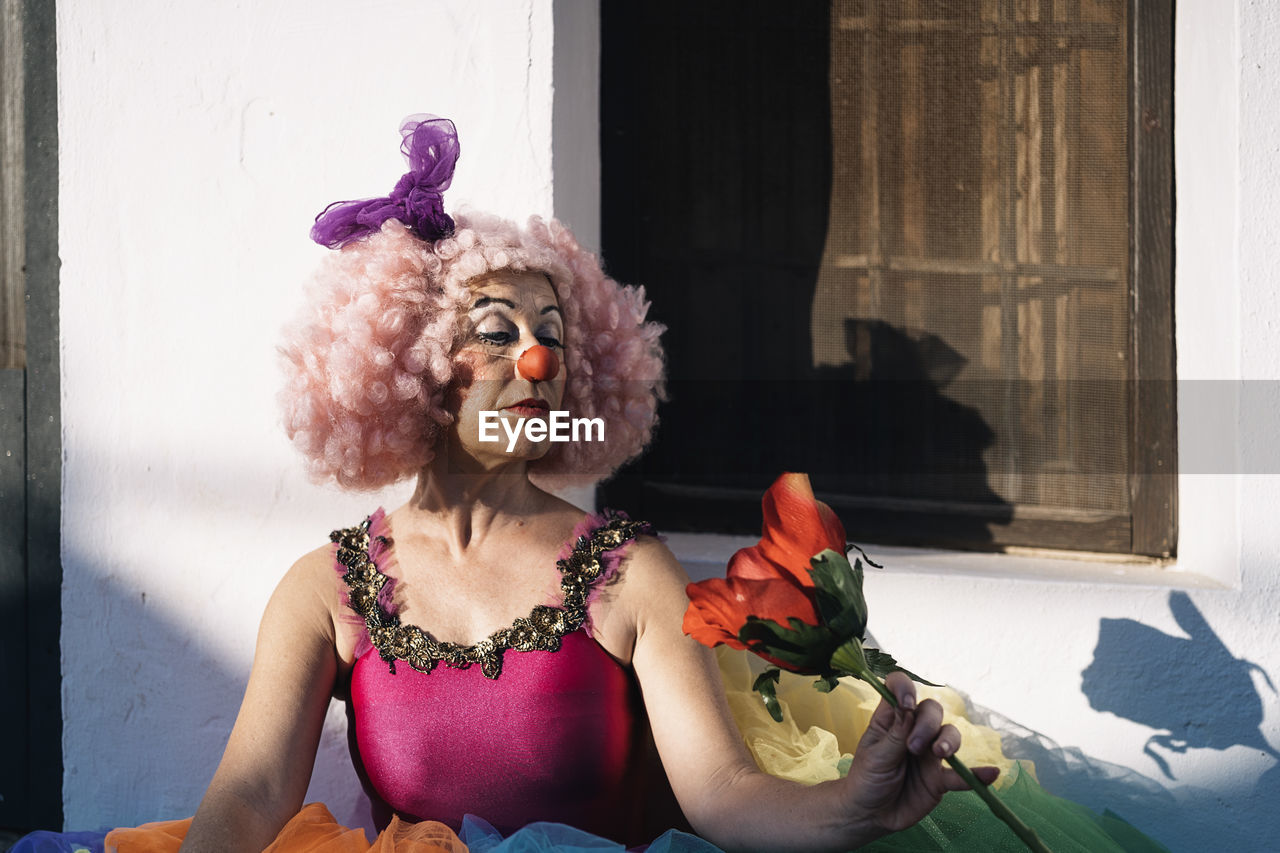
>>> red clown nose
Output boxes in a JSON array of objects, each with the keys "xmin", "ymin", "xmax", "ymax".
[{"xmin": 517, "ymin": 345, "xmax": 560, "ymax": 382}]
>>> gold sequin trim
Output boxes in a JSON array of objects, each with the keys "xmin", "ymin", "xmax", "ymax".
[{"xmin": 331, "ymin": 512, "xmax": 653, "ymax": 679}]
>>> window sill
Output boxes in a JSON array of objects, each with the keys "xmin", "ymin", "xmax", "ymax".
[{"xmin": 667, "ymin": 532, "xmax": 1231, "ymax": 590}]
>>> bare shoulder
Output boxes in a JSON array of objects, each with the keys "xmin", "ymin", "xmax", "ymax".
[
  {"xmin": 620, "ymin": 533, "xmax": 692, "ymax": 590},
  {"xmin": 622, "ymin": 535, "xmax": 696, "ymax": 636},
  {"xmin": 259, "ymin": 541, "xmax": 358, "ymax": 675},
  {"xmin": 590, "ymin": 533, "xmax": 692, "ymax": 664},
  {"xmin": 272, "ymin": 543, "xmax": 341, "ymax": 621}
]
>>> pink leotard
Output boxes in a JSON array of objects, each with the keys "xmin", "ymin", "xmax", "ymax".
[{"xmin": 331, "ymin": 509, "xmax": 655, "ymax": 841}]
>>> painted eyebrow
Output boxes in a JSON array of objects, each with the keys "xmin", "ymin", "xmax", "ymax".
[
  {"xmin": 471, "ymin": 296, "xmax": 515, "ymax": 310},
  {"xmin": 470, "ymin": 297, "xmax": 562, "ymax": 318}
]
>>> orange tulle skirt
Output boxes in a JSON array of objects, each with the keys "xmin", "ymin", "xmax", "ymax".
[{"xmin": 103, "ymin": 803, "xmax": 468, "ymax": 853}]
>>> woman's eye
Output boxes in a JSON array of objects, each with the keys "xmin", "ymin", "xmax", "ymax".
[{"xmin": 477, "ymin": 330, "xmax": 513, "ymax": 346}]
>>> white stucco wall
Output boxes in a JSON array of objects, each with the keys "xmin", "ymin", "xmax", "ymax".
[
  {"xmin": 55, "ymin": 0, "xmax": 564, "ymax": 832},
  {"xmin": 54, "ymin": 1, "xmax": 1279, "ymax": 851}
]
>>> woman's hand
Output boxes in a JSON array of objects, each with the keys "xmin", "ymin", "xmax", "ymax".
[{"xmin": 840, "ymin": 672, "xmax": 1000, "ymax": 836}]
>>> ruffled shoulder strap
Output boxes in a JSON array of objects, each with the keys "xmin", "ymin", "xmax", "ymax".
[
  {"xmin": 555, "ymin": 509, "xmax": 656, "ymax": 638},
  {"xmin": 330, "ymin": 508, "xmax": 397, "ymax": 662}
]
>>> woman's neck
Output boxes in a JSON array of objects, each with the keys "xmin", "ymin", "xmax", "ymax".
[{"xmin": 400, "ymin": 443, "xmax": 549, "ymax": 554}]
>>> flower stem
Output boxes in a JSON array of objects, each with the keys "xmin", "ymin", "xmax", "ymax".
[
  {"xmin": 834, "ymin": 653, "xmax": 1055, "ymax": 853},
  {"xmin": 942, "ymin": 753, "xmax": 1052, "ymax": 853}
]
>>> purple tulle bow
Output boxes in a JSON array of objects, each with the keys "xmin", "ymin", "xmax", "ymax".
[{"xmin": 311, "ymin": 115, "xmax": 460, "ymax": 248}]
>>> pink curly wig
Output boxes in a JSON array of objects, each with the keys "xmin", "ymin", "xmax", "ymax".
[{"xmin": 279, "ymin": 211, "xmax": 665, "ymax": 490}]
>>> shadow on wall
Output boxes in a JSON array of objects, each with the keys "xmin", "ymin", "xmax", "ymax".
[
  {"xmin": 1075, "ymin": 591, "xmax": 1280, "ymax": 848},
  {"xmin": 55, "ymin": 547, "xmax": 370, "ymax": 834},
  {"xmin": 1083, "ymin": 591, "xmax": 1278, "ymax": 778}
]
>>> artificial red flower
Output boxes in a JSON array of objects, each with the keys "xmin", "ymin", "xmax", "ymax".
[
  {"xmin": 684, "ymin": 473, "xmax": 840, "ymax": 671},
  {"xmin": 682, "ymin": 576, "xmax": 822, "ymax": 651},
  {"xmin": 726, "ymin": 472, "xmax": 846, "ymax": 587}
]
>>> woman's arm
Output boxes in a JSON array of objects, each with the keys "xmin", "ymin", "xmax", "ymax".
[
  {"xmin": 620, "ymin": 539, "xmax": 994, "ymax": 853},
  {"xmin": 179, "ymin": 549, "xmax": 342, "ymax": 853}
]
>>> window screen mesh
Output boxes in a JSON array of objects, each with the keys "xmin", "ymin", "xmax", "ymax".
[{"xmin": 811, "ymin": 0, "xmax": 1131, "ymax": 514}]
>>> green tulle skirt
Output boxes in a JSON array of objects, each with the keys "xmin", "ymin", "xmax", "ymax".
[{"xmin": 861, "ymin": 764, "xmax": 1166, "ymax": 852}]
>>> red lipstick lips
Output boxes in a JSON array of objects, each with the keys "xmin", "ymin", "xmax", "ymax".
[{"xmin": 504, "ymin": 398, "xmax": 550, "ymax": 416}]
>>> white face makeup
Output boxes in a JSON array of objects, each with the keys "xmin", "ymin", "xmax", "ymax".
[
  {"xmin": 449, "ymin": 270, "xmax": 567, "ymax": 464},
  {"xmin": 466, "ymin": 284, "xmax": 565, "ymax": 359}
]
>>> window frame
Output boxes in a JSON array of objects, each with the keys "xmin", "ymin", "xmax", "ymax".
[
  {"xmin": 1127, "ymin": 0, "xmax": 1176, "ymax": 557},
  {"xmin": 598, "ymin": 0, "xmax": 1175, "ymax": 559}
]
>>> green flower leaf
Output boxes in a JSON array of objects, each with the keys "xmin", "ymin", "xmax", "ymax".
[
  {"xmin": 813, "ymin": 675, "xmax": 841, "ymax": 693},
  {"xmin": 752, "ymin": 668, "xmax": 784, "ymax": 722},
  {"xmin": 807, "ymin": 550, "xmax": 868, "ymax": 640},
  {"xmin": 863, "ymin": 646, "xmax": 941, "ymax": 687},
  {"xmin": 738, "ymin": 616, "xmax": 838, "ymax": 673}
]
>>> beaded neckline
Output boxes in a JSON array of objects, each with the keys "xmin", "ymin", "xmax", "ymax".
[{"xmin": 331, "ymin": 510, "xmax": 652, "ymax": 680}]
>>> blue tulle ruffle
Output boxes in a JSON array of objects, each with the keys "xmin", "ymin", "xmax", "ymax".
[
  {"xmin": 457, "ymin": 815, "xmax": 722, "ymax": 853},
  {"xmin": 9, "ymin": 829, "xmax": 108, "ymax": 853}
]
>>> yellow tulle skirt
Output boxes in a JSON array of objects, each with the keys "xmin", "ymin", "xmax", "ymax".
[
  {"xmin": 716, "ymin": 647, "xmax": 1169, "ymax": 853},
  {"xmin": 717, "ymin": 646, "xmax": 1021, "ymax": 788}
]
